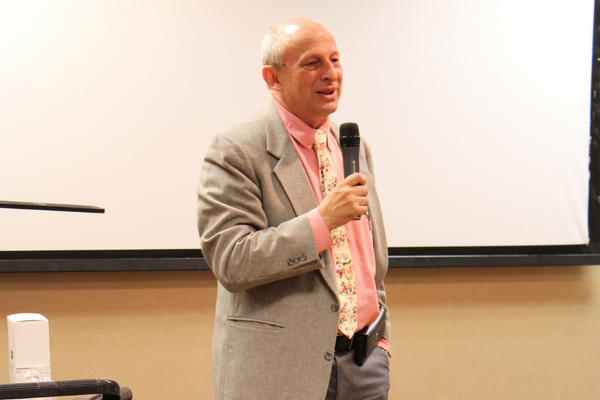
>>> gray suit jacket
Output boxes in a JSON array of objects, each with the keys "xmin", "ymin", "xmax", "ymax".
[{"xmin": 197, "ymin": 102, "xmax": 389, "ymax": 400}]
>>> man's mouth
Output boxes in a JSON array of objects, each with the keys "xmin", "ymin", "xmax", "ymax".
[{"xmin": 317, "ymin": 88, "xmax": 336, "ymax": 95}]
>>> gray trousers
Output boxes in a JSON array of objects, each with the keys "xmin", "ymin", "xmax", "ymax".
[{"xmin": 325, "ymin": 346, "xmax": 390, "ymax": 400}]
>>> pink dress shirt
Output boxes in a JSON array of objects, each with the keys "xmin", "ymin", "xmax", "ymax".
[{"xmin": 272, "ymin": 99, "xmax": 390, "ymax": 355}]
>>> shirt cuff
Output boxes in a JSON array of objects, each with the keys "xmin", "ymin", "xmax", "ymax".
[
  {"xmin": 307, "ymin": 208, "xmax": 333, "ymax": 254},
  {"xmin": 378, "ymin": 337, "xmax": 391, "ymax": 357}
]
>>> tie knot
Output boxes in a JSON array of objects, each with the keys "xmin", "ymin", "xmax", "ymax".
[{"xmin": 314, "ymin": 129, "xmax": 327, "ymax": 147}]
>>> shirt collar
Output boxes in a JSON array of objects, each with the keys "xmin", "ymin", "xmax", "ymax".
[{"xmin": 272, "ymin": 98, "xmax": 332, "ymax": 150}]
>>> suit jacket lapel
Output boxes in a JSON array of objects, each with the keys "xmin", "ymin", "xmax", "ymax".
[{"xmin": 263, "ymin": 103, "xmax": 338, "ymax": 296}]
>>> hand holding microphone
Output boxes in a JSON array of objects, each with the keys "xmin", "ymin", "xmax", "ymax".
[{"xmin": 317, "ymin": 122, "xmax": 368, "ymax": 231}]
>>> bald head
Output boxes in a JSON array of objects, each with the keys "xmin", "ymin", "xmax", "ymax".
[{"xmin": 261, "ymin": 19, "xmax": 334, "ymax": 69}]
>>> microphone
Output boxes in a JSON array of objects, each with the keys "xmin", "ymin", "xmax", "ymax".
[
  {"xmin": 339, "ymin": 122, "xmax": 362, "ymax": 220},
  {"xmin": 73, "ymin": 385, "xmax": 133, "ymax": 400},
  {"xmin": 339, "ymin": 122, "xmax": 360, "ymax": 178}
]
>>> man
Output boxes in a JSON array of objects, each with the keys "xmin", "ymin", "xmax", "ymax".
[{"xmin": 197, "ymin": 18, "xmax": 390, "ymax": 400}]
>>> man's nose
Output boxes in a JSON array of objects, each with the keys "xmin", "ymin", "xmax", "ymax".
[{"xmin": 321, "ymin": 60, "xmax": 339, "ymax": 81}]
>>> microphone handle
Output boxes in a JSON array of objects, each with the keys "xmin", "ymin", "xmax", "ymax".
[
  {"xmin": 341, "ymin": 146, "xmax": 361, "ymax": 220},
  {"xmin": 342, "ymin": 146, "xmax": 360, "ymax": 178}
]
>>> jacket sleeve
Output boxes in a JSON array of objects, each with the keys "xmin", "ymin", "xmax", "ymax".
[{"xmin": 197, "ymin": 132, "xmax": 324, "ymax": 293}]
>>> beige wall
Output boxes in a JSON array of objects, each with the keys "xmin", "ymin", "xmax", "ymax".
[{"xmin": 1, "ymin": 266, "xmax": 599, "ymax": 399}]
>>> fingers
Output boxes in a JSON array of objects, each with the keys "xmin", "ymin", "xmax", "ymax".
[
  {"xmin": 342, "ymin": 172, "xmax": 367, "ymax": 187},
  {"xmin": 317, "ymin": 173, "xmax": 369, "ymax": 231}
]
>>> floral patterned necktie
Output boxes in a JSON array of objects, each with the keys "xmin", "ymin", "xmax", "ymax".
[{"xmin": 314, "ymin": 129, "xmax": 358, "ymax": 339}]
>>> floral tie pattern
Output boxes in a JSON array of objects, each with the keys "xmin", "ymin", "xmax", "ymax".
[{"xmin": 314, "ymin": 129, "xmax": 357, "ymax": 338}]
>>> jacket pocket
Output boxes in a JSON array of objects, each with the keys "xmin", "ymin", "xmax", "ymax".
[{"xmin": 227, "ymin": 317, "xmax": 285, "ymax": 330}]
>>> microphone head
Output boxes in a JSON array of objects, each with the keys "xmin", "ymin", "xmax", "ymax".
[
  {"xmin": 121, "ymin": 386, "xmax": 133, "ymax": 400},
  {"xmin": 339, "ymin": 122, "xmax": 360, "ymax": 148}
]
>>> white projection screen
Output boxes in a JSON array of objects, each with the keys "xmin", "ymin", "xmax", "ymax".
[{"xmin": 0, "ymin": 0, "xmax": 595, "ymax": 251}]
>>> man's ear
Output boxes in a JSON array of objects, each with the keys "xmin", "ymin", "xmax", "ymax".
[{"xmin": 262, "ymin": 65, "xmax": 282, "ymax": 91}]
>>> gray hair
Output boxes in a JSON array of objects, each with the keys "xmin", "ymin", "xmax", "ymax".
[{"xmin": 261, "ymin": 21, "xmax": 288, "ymax": 69}]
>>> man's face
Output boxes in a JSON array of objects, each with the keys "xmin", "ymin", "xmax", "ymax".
[{"xmin": 274, "ymin": 24, "xmax": 343, "ymax": 128}]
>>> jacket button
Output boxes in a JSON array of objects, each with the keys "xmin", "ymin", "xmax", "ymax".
[
  {"xmin": 294, "ymin": 256, "xmax": 301, "ymax": 263},
  {"xmin": 331, "ymin": 303, "xmax": 339, "ymax": 312},
  {"xmin": 300, "ymin": 253, "xmax": 307, "ymax": 261},
  {"xmin": 325, "ymin": 351, "xmax": 334, "ymax": 361}
]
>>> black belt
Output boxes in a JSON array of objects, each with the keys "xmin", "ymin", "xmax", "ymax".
[
  {"xmin": 334, "ymin": 306, "xmax": 387, "ymax": 366},
  {"xmin": 335, "ymin": 334, "xmax": 355, "ymax": 351}
]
